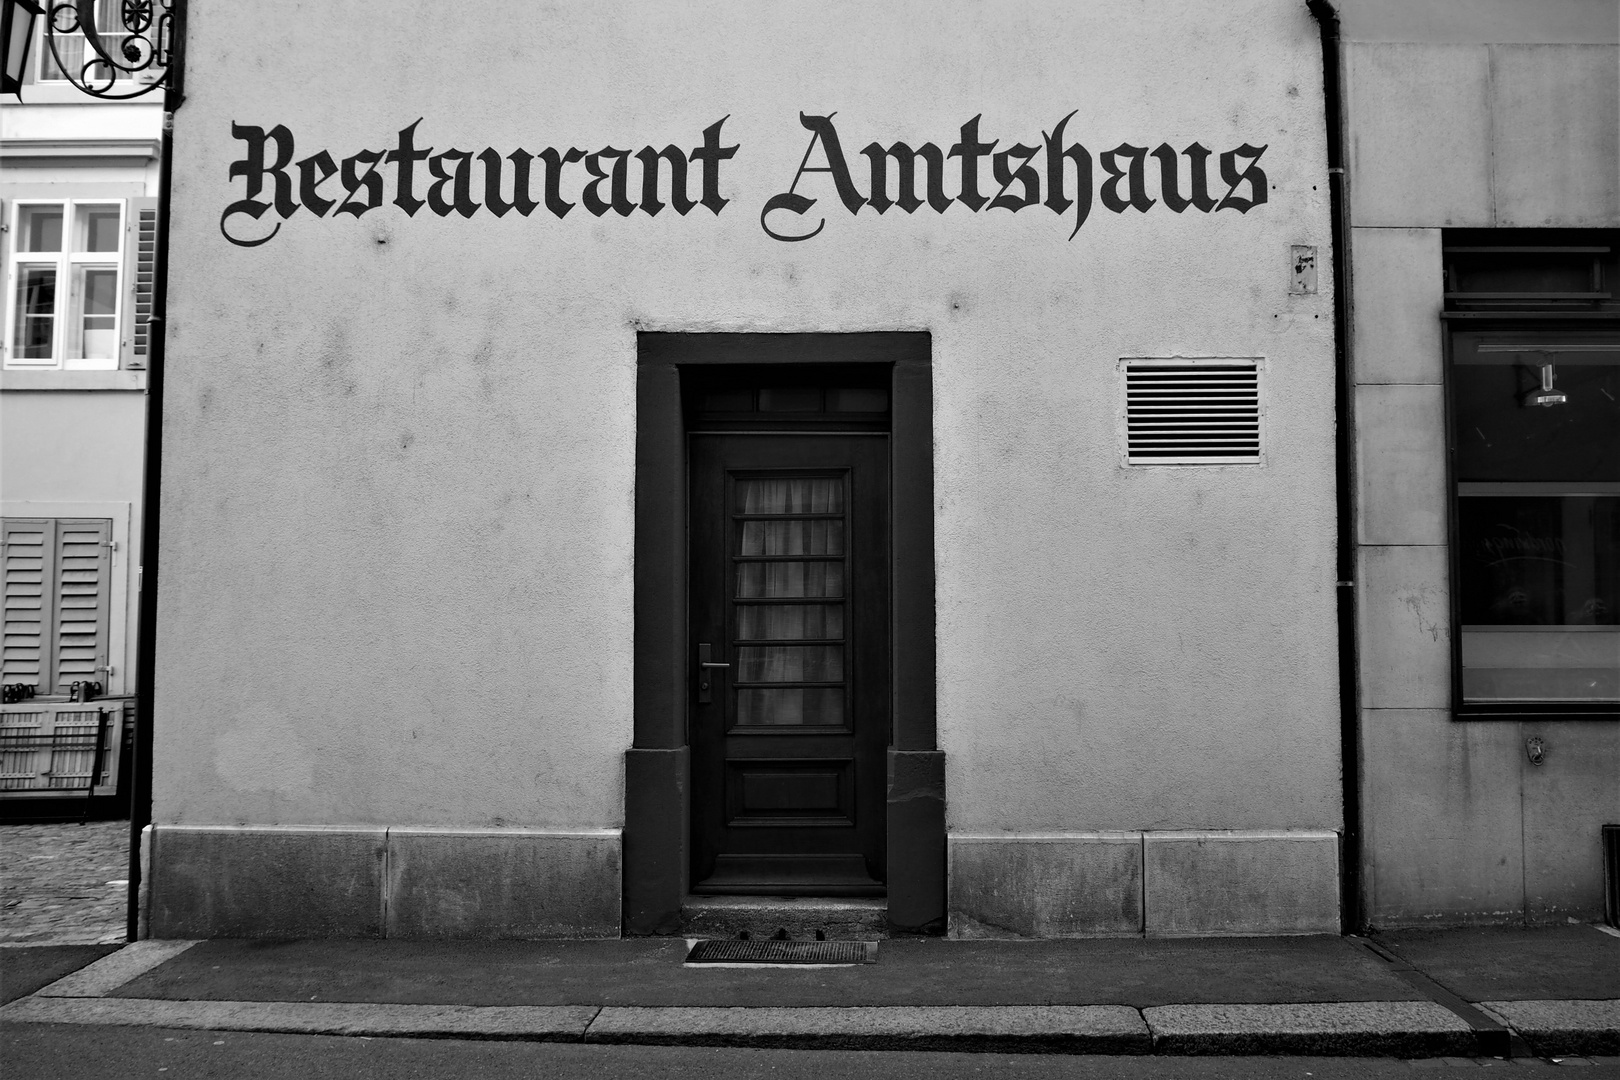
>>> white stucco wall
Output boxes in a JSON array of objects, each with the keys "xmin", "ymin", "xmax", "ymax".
[{"xmin": 156, "ymin": 0, "xmax": 1340, "ymax": 834}]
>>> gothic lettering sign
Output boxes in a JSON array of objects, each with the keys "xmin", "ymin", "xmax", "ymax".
[{"xmin": 220, "ymin": 114, "xmax": 1269, "ymax": 248}]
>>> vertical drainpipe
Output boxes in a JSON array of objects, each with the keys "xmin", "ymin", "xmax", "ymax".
[
  {"xmin": 125, "ymin": 0, "xmax": 186, "ymax": 941},
  {"xmin": 1306, "ymin": 0, "xmax": 1361, "ymax": 934}
]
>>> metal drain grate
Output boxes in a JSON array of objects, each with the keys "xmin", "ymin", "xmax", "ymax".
[{"xmin": 686, "ymin": 939, "xmax": 878, "ymax": 965}]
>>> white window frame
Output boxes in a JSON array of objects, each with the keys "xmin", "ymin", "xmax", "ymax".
[{"xmin": 5, "ymin": 199, "xmax": 126, "ymax": 371}]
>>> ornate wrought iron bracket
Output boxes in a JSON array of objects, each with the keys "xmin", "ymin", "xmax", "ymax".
[{"xmin": 44, "ymin": 0, "xmax": 172, "ymax": 99}]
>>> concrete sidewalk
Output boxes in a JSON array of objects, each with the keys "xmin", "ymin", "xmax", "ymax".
[{"xmin": 2, "ymin": 925, "xmax": 1617, "ymax": 1059}]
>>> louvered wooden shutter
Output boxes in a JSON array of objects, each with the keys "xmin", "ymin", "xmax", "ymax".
[
  {"xmin": 0, "ymin": 518, "xmax": 112, "ymax": 693},
  {"xmin": 2, "ymin": 519, "xmax": 53, "ymax": 690},
  {"xmin": 52, "ymin": 520, "xmax": 112, "ymax": 692},
  {"xmin": 120, "ymin": 197, "xmax": 160, "ymax": 370}
]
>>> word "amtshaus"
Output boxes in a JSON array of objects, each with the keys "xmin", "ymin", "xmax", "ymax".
[{"xmin": 219, "ymin": 113, "xmax": 1268, "ymax": 247}]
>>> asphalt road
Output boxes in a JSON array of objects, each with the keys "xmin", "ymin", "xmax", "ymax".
[{"xmin": 5, "ymin": 1024, "xmax": 1618, "ymax": 1080}]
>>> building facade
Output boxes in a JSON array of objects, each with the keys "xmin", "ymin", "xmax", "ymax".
[
  {"xmin": 1340, "ymin": 3, "xmax": 1619, "ymax": 926},
  {"xmin": 1, "ymin": 11, "xmax": 160, "ymax": 815},
  {"xmin": 127, "ymin": 0, "xmax": 1616, "ymax": 939}
]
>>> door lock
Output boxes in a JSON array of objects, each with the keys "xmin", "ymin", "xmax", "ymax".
[{"xmin": 697, "ymin": 643, "xmax": 730, "ymax": 704}]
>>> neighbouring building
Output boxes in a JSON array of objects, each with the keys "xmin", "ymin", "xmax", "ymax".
[
  {"xmin": 1339, "ymin": 2, "xmax": 1619, "ymax": 926},
  {"xmin": 0, "ymin": 9, "xmax": 160, "ymax": 818},
  {"xmin": 128, "ymin": 0, "xmax": 1615, "ymax": 940}
]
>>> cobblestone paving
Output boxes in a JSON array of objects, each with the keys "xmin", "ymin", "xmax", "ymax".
[{"xmin": 1, "ymin": 822, "xmax": 130, "ymax": 945}]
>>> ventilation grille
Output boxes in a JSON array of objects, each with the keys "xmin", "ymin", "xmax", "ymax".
[{"xmin": 1123, "ymin": 360, "xmax": 1262, "ymax": 465}]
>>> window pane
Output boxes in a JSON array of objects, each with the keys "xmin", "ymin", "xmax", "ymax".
[
  {"xmin": 18, "ymin": 207, "xmax": 63, "ymax": 252},
  {"xmin": 12, "ymin": 266, "xmax": 57, "ymax": 360},
  {"xmin": 827, "ymin": 387, "xmax": 888, "ymax": 412},
  {"xmin": 735, "ymin": 688, "xmax": 844, "ymax": 726},
  {"xmin": 1459, "ymin": 496, "xmax": 1618, "ymax": 626},
  {"xmin": 1459, "ymin": 495, "xmax": 1619, "ymax": 702},
  {"xmin": 1461, "ymin": 629, "xmax": 1620, "ymax": 702},
  {"xmin": 1453, "ymin": 355, "xmax": 1620, "ymax": 483},
  {"xmin": 76, "ymin": 206, "xmax": 121, "ymax": 253},
  {"xmin": 757, "ymin": 387, "xmax": 821, "ymax": 412},
  {"xmin": 70, "ymin": 267, "xmax": 118, "ymax": 361},
  {"xmin": 701, "ymin": 388, "xmax": 753, "ymax": 412},
  {"xmin": 39, "ymin": 32, "xmax": 124, "ymax": 84}
]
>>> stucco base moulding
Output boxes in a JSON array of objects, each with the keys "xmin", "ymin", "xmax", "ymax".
[
  {"xmin": 948, "ymin": 831, "xmax": 1340, "ymax": 938},
  {"xmin": 145, "ymin": 825, "xmax": 621, "ymax": 939}
]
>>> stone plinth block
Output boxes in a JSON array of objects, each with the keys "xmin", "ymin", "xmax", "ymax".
[
  {"xmin": 385, "ymin": 828, "xmax": 621, "ymax": 939},
  {"xmin": 1143, "ymin": 830, "xmax": 1339, "ymax": 936},
  {"xmin": 149, "ymin": 825, "xmax": 386, "ymax": 939},
  {"xmin": 948, "ymin": 832, "xmax": 1143, "ymax": 938}
]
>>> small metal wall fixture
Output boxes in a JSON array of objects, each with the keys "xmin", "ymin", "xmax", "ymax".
[
  {"xmin": 1525, "ymin": 736, "xmax": 1547, "ymax": 766},
  {"xmin": 44, "ymin": 0, "xmax": 173, "ymax": 99}
]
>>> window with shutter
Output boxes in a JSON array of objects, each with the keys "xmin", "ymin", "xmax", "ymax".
[
  {"xmin": 0, "ymin": 518, "xmax": 112, "ymax": 695},
  {"xmin": 122, "ymin": 198, "xmax": 159, "ymax": 370}
]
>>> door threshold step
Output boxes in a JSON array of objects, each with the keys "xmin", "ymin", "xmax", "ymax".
[{"xmin": 680, "ymin": 895, "xmax": 888, "ymax": 941}]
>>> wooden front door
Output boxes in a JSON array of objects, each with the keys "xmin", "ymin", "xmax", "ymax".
[{"xmin": 689, "ymin": 434, "xmax": 889, "ymax": 895}]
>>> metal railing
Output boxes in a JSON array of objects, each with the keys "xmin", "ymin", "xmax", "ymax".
[{"xmin": 0, "ymin": 701, "xmax": 125, "ymax": 797}]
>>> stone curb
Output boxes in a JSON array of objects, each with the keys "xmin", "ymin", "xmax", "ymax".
[
  {"xmin": 1144, "ymin": 1001, "xmax": 1477, "ymax": 1057},
  {"xmin": 584, "ymin": 1005, "xmax": 1151, "ymax": 1053},
  {"xmin": 1481, "ymin": 1000, "xmax": 1620, "ymax": 1058},
  {"xmin": 0, "ymin": 997, "xmax": 599, "ymax": 1041},
  {"xmin": 10, "ymin": 994, "xmax": 1602, "ymax": 1056}
]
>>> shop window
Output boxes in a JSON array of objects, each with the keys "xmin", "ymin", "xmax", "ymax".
[
  {"xmin": 3, "ymin": 199, "xmax": 156, "ymax": 371},
  {"xmin": 0, "ymin": 518, "xmax": 113, "ymax": 697},
  {"xmin": 1448, "ymin": 331, "xmax": 1619, "ymax": 715}
]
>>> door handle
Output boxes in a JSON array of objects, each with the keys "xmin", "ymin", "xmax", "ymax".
[{"xmin": 697, "ymin": 642, "xmax": 730, "ymax": 704}]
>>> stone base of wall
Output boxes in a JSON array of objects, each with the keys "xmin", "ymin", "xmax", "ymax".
[
  {"xmin": 949, "ymin": 830, "xmax": 1340, "ymax": 937},
  {"xmin": 147, "ymin": 825, "xmax": 621, "ymax": 939}
]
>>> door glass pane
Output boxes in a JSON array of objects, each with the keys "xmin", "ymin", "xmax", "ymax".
[
  {"xmin": 736, "ymin": 604, "xmax": 843, "ymax": 640},
  {"xmin": 738, "ymin": 478, "xmax": 842, "ymax": 514},
  {"xmin": 736, "ymin": 646, "xmax": 843, "ymax": 682},
  {"xmin": 17, "ymin": 207, "xmax": 63, "ymax": 252},
  {"xmin": 736, "ymin": 688, "xmax": 844, "ymax": 726},
  {"xmin": 71, "ymin": 266, "xmax": 118, "ymax": 360},
  {"xmin": 736, "ymin": 561, "xmax": 844, "ymax": 598},
  {"xmin": 12, "ymin": 266, "xmax": 57, "ymax": 360},
  {"xmin": 739, "ymin": 519, "xmax": 844, "ymax": 555}
]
